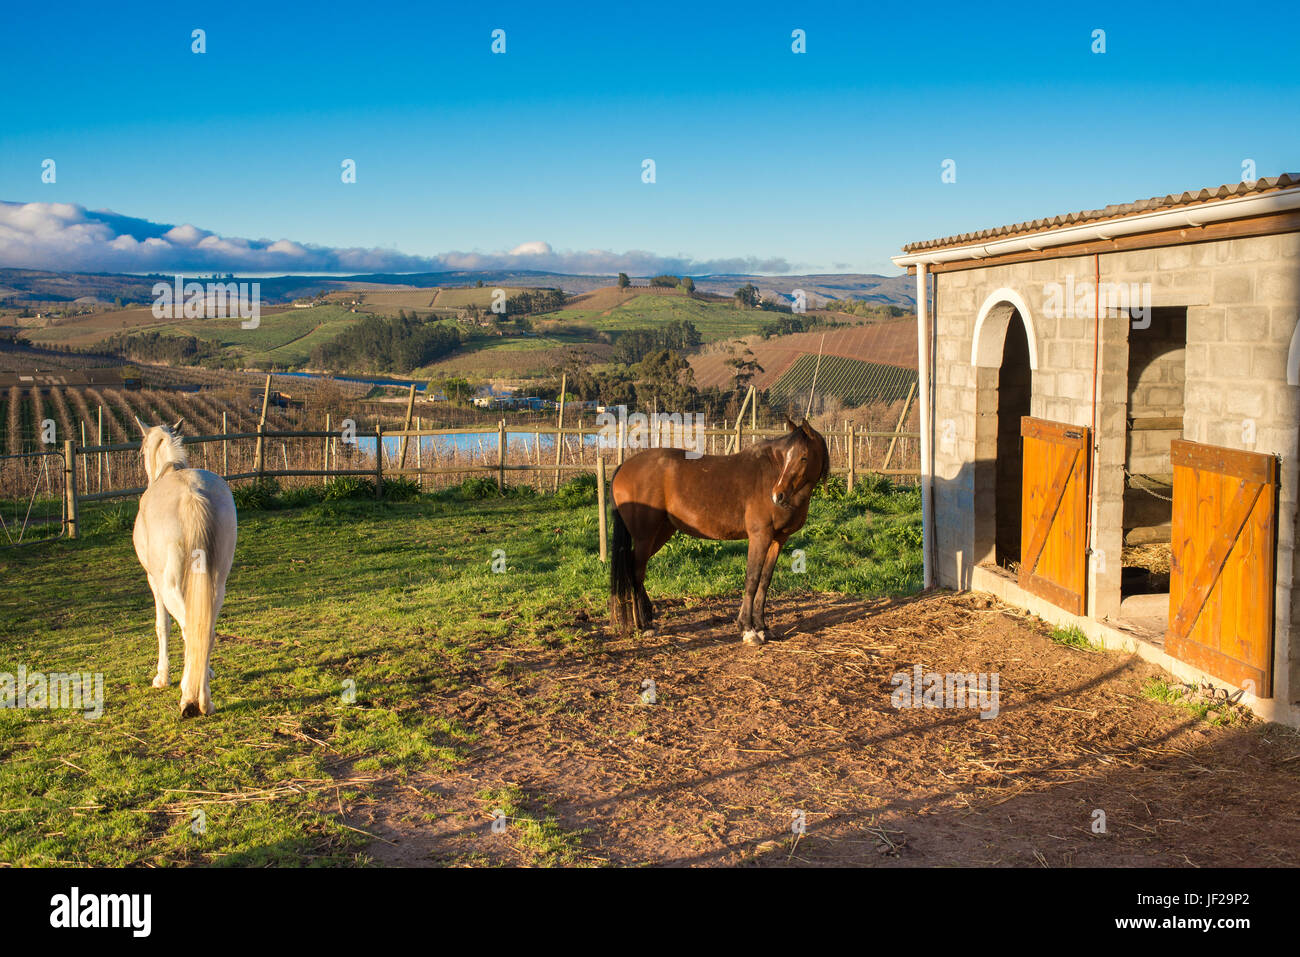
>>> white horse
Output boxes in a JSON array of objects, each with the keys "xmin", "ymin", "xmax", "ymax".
[{"xmin": 132, "ymin": 419, "xmax": 237, "ymax": 717}]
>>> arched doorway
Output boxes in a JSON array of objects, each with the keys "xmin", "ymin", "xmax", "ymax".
[
  {"xmin": 972, "ymin": 290, "xmax": 1038, "ymax": 572},
  {"xmin": 995, "ymin": 314, "xmax": 1032, "ymax": 565}
]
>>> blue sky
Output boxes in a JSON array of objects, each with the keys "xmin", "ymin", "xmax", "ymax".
[{"xmin": 1, "ymin": 0, "xmax": 1297, "ymax": 275}]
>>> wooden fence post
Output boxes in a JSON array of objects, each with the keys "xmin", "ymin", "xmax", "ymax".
[
  {"xmin": 882, "ymin": 382, "xmax": 917, "ymax": 475},
  {"xmin": 63, "ymin": 438, "xmax": 78, "ymax": 540},
  {"xmin": 324, "ymin": 413, "xmax": 331, "ymax": 476},
  {"xmin": 596, "ymin": 454, "xmax": 608, "ymax": 563},
  {"xmin": 553, "ymin": 372, "xmax": 566, "ymax": 492},
  {"xmin": 96, "ymin": 406, "xmax": 103, "ymax": 493},
  {"xmin": 415, "ymin": 415, "xmax": 422, "ymax": 490},
  {"xmin": 374, "ymin": 426, "xmax": 383, "ymax": 498},
  {"xmin": 398, "ymin": 383, "xmax": 416, "ymax": 469},
  {"xmin": 847, "ymin": 425, "xmax": 856, "ymax": 493},
  {"xmin": 222, "ymin": 411, "xmax": 229, "ymax": 476},
  {"xmin": 497, "ymin": 419, "xmax": 506, "ymax": 493},
  {"xmin": 253, "ymin": 374, "xmax": 271, "ymax": 477}
]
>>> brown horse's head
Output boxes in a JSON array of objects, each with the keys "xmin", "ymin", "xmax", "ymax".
[{"xmin": 770, "ymin": 417, "xmax": 830, "ymax": 509}]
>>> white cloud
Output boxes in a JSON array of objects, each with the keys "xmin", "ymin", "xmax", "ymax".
[
  {"xmin": 508, "ymin": 240, "xmax": 553, "ymax": 257},
  {"xmin": 162, "ymin": 223, "xmax": 211, "ymax": 246},
  {"xmin": 0, "ymin": 199, "xmax": 797, "ymax": 276}
]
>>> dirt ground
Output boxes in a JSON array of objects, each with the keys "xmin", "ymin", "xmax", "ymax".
[{"xmin": 344, "ymin": 591, "xmax": 1300, "ymax": 867}]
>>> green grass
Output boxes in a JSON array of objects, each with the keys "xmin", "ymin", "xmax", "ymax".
[
  {"xmin": 0, "ymin": 475, "xmax": 920, "ymax": 866},
  {"xmin": 476, "ymin": 785, "xmax": 591, "ymax": 866},
  {"xmin": 1048, "ymin": 624, "xmax": 1093, "ymax": 650},
  {"xmin": 415, "ymin": 294, "xmax": 786, "ymax": 378},
  {"xmin": 1140, "ymin": 678, "xmax": 1248, "ymax": 727},
  {"xmin": 540, "ymin": 294, "xmax": 770, "ymax": 344},
  {"xmin": 161, "ymin": 304, "xmax": 361, "ymax": 366}
]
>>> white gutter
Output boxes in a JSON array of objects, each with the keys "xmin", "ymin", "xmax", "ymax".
[
  {"xmin": 915, "ymin": 263, "xmax": 933, "ymax": 589},
  {"xmin": 891, "ymin": 187, "xmax": 1300, "ymax": 268}
]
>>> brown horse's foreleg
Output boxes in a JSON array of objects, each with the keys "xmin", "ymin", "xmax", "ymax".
[
  {"xmin": 752, "ymin": 537, "xmax": 785, "ymax": 641},
  {"xmin": 737, "ymin": 534, "xmax": 770, "ymax": 644},
  {"xmin": 633, "ymin": 519, "xmax": 675, "ymax": 633}
]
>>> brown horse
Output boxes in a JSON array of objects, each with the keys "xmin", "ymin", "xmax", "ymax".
[{"xmin": 609, "ymin": 417, "xmax": 829, "ymax": 643}]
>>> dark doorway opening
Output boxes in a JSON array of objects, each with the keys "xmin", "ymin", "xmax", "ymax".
[
  {"xmin": 1120, "ymin": 306, "xmax": 1187, "ymax": 619},
  {"xmin": 995, "ymin": 311, "xmax": 1033, "ymax": 567}
]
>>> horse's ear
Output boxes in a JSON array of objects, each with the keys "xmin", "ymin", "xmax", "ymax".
[
  {"xmin": 800, "ymin": 419, "xmax": 816, "ymax": 437},
  {"xmin": 171, "ymin": 418, "xmax": 184, "ymax": 433},
  {"xmin": 784, "ymin": 416, "xmax": 798, "ymax": 431},
  {"xmin": 134, "ymin": 416, "xmax": 149, "ymax": 437}
]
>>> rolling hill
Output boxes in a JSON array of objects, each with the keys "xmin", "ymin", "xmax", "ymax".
[{"xmin": 0, "ymin": 267, "xmax": 915, "ymax": 310}]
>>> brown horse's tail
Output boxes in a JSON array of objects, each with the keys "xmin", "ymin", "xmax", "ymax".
[{"xmin": 609, "ymin": 502, "xmax": 639, "ymax": 634}]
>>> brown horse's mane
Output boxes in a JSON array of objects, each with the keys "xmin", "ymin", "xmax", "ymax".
[
  {"xmin": 745, "ymin": 421, "xmax": 829, "ymax": 483},
  {"xmin": 715, "ymin": 422, "xmax": 829, "ymax": 503},
  {"xmin": 795, "ymin": 420, "xmax": 830, "ymax": 482}
]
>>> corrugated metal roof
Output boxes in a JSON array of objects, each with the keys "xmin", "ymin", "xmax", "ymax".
[{"xmin": 901, "ymin": 174, "xmax": 1300, "ymax": 253}]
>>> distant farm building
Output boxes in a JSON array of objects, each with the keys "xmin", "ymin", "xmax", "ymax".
[
  {"xmin": 0, "ymin": 367, "xmax": 140, "ymax": 391},
  {"xmin": 895, "ymin": 174, "xmax": 1300, "ymax": 726}
]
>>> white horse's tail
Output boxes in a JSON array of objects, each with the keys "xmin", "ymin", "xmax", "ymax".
[{"xmin": 179, "ymin": 483, "xmax": 217, "ymax": 718}]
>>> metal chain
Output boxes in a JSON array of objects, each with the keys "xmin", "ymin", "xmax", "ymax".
[{"xmin": 1123, "ymin": 466, "xmax": 1174, "ymax": 502}]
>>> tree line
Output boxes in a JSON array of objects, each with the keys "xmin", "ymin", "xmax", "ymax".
[
  {"xmin": 310, "ymin": 314, "xmax": 462, "ymax": 373},
  {"xmin": 98, "ymin": 330, "xmax": 220, "ymax": 365},
  {"xmin": 610, "ymin": 320, "xmax": 703, "ymax": 365}
]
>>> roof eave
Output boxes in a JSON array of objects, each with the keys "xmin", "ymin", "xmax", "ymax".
[{"xmin": 892, "ymin": 186, "xmax": 1300, "ymax": 268}]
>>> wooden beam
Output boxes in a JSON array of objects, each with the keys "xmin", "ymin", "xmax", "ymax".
[{"xmin": 1128, "ymin": 415, "xmax": 1183, "ymax": 432}]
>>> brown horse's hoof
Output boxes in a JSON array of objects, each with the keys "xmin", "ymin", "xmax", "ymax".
[{"xmin": 742, "ymin": 629, "xmax": 766, "ymax": 645}]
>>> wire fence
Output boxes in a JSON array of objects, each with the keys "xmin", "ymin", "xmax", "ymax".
[
  {"xmin": 27, "ymin": 416, "xmax": 918, "ymax": 542},
  {"xmin": 0, "ymin": 450, "xmax": 66, "ymax": 546}
]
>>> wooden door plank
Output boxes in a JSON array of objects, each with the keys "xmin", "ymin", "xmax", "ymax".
[
  {"xmin": 1170, "ymin": 478, "xmax": 1262, "ymax": 640},
  {"xmin": 1021, "ymin": 445, "xmax": 1079, "ymax": 578}
]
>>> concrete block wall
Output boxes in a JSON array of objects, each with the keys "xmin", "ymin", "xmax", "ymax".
[
  {"xmin": 1125, "ymin": 308, "xmax": 1186, "ymax": 475},
  {"xmin": 930, "ymin": 231, "xmax": 1300, "ymax": 703}
]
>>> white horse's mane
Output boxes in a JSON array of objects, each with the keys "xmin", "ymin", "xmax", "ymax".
[{"xmin": 137, "ymin": 419, "xmax": 187, "ymax": 484}]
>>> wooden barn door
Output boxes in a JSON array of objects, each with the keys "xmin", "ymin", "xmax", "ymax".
[
  {"xmin": 1019, "ymin": 417, "xmax": 1091, "ymax": 615},
  {"xmin": 1167, "ymin": 440, "xmax": 1278, "ymax": 696}
]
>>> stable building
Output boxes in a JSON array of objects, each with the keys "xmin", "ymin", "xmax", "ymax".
[{"xmin": 893, "ymin": 175, "xmax": 1300, "ymax": 726}]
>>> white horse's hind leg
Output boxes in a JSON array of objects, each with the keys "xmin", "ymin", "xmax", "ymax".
[
  {"xmin": 160, "ymin": 564, "xmax": 189, "ymax": 699},
  {"xmin": 148, "ymin": 575, "xmax": 171, "ymax": 688},
  {"xmin": 207, "ymin": 577, "xmax": 226, "ymax": 682}
]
